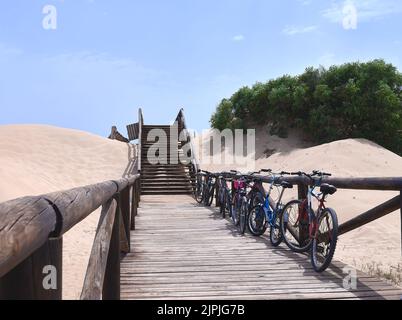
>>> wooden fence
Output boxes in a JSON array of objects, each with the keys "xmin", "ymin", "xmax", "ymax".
[{"xmin": 0, "ymin": 175, "xmax": 140, "ymax": 300}]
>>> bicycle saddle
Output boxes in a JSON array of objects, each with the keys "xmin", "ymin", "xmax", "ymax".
[
  {"xmin": 320, "ymin": 183, "xmax": 337, "ymax": 195},
  {"xmin": 280, "ymin": 181, "xmax": 293, "ymax": 189}
]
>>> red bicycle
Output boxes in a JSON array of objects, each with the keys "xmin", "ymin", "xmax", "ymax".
[{"xmin": 280, "ymin": 171, "xmax": 338, "ymax": 272}]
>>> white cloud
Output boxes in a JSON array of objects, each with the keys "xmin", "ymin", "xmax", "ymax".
[
  {"xmin": 0, "ymin": 43, "xmax": 23, "ymax": 57},
  {"xmin": 322, "ymin": 0, "xmax": 402, "ymax": 24},
  {"xmin": 282, "ymin": 25, "xmax": 317, "ymax": 35},
  {"xmin": 298, "ymin": 0, "xmax": 312, "ymax": 5},
  {"xmin": 232, "ymin": 35, "xmax": 245, "ymax": 42}
]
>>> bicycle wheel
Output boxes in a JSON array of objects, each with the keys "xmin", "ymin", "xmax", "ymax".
[
  {"xmin": 248, "ymin": 205, "xmax": 267, "ymax": 236},
  {"xmin": 311, "ymin": 208, "xmax": 338, "ymax": 272},
  {"xmin": 219, "ymin": 189, "xmax": 226, "ymax": 217},
  {"xmin": 225, "ymin": 191, "xmax": 232, "ymax": 218},
  {"xmin": 195, "ymin": 182, "xmax": 204, "ymax": 203},
  {"xmin": 232, "ymin": 197, "xmax": 240, "ymax": 226},
  {"xmin": 206, "ymin": 184, "xmax": 215, "ymax": 207},
  {"xmin": 239, "ymin": 197, "xmax": 248, "ymax": 234},
  {"xmin": 269, "ymin": 210, "xmax": 283, "ymax": 247},
  {"xmin": 251, "ymin": 191, "xmax": 264, "ymax": 207},
  {"xmin": 280, "ymin": 199, "xmax": 312, "ymax": 253}
]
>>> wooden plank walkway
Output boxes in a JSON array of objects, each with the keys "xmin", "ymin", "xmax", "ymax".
[{"xmin": 121, "ymin": 195, "xmax": 402, "ymax": 300}]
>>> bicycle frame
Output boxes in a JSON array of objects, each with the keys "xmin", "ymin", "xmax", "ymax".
[
  {"xmin": 260, "ymin": 176, "xmax": 286, "ymax": 227},
  {"xmin": 301, "ymin": 184, "xmax": 327, "ymax": 239}
]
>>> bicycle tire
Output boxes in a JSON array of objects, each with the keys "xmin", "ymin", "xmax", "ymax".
[
  {"xmin": 195, "ymin": 183, "xmax": 204, "ymax": 203},
  {"xmin": 225, "ymin": 191, "xmax": 232, "ymax": 218},
  {"xmin": 311, "ymin": 207, "xmax": 338, "ymax": 272},
  {"xmin": 206, "ymin": 184, "xmax": 215, "ymax": 207},
  {"xmin": 280, "ymin": 199, "xmax": 312, "ymax": 253},
  {"xmin": 247, "ymin": 205, "xmax": 267, "ymax": 236},
  {"xmin": 232, "ymin": 197, "xmax": 240, "ymax": 226},
  {"xmin": 239, "ymin": 197, "xmax": 248, "ymax": 234},
  {"xmin": 220, "ymin": 190, "xmax": 226, "ymax": 217},
  {"xmin": 269, "ymin": 210, "xmax": 283, "ymax": 247}
]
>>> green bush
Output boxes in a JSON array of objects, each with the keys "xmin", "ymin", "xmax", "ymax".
[{"xmin": 210, "ymin": 59, "xmax": 402, "ymax": 155}]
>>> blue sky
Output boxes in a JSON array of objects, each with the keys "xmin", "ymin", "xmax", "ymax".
[{"xmin": 0, "ymin": 0, "xmax": 401, "ymax": 136}]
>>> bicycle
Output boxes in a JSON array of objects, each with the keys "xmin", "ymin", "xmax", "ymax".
[
  {"xmin": 194, "ymin": 171, "xmax": 206, "ymax": 203},
  {"xmin": 230, "ymin": 172, "xmax": 248, "ymax": 230},
  {"xmin": 235, "ymin": 171, "xmax": 264, "ymax": 235},
  {"xmin": 280, "ymin": 171, "xmax": 339, "ymax": 272},
  {"xmin": 216, "ymin": 172, "xmax": 233, "ymax": 218},
  {"xmin": 195, "ymin": 170, "xmax": 216, "ymax": 206},
  {"xmin": 248, "ymin": 171, "xmax": 292, "ymax": 246}
]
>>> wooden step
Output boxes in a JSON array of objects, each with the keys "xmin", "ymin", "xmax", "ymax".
[{"xmin": 141, "ymin": 190, "xmax": 193, "ymax": 195}]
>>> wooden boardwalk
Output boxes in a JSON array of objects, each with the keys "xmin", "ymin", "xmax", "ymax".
[{"xmin": 120, "ymin": 195, "xmax": 402, "ymax": 300}]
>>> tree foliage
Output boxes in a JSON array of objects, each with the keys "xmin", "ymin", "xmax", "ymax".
[{"xmin": 210, "ymin": 60, "xmax": 402, "ymax": 155}]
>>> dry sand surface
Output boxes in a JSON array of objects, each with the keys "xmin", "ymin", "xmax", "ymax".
[
  {"xmin": 0, "ymin": 124, "xmax": 135, "ymax": 299},
  {"xmin": 197, "ymin": 128, "xmax": 402, "ymax": 285}
]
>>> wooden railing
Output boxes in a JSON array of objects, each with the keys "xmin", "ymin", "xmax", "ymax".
[
  {"xmin": 0, "ymin": 174, "xmax": 141, "ymax": 300},
  {"xmin": 175, "ymin": 108, "xmax": 200, "ymax": 178}
]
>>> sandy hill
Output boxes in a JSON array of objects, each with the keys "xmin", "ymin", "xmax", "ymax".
[
  {"xmin": 197, "ymin": 127, "xmax": 402, "ymax": 285},
  {"xmin": 0, "ymin": 124, "xmax": 134, "ymax": 299}
]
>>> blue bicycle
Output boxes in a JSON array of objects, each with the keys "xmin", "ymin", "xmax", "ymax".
[{"xmin": 247, "ymin": 172, "xmax": 292, "ymax": 246}]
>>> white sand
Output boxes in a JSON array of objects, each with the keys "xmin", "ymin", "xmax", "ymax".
[
  {"xmin": 197, "ymin": 128, "xmax": 402, "ymax": 284},
  {"xmin": 0, "ymin": 124, "xmax": 133, "ymax": 299}
]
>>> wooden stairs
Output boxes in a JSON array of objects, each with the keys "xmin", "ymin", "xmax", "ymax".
[{"xmin": 140, "ymin": 125, "xmax": 194, "ymax": 195}]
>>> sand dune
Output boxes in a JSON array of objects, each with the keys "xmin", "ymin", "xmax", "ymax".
[
  {"xmin": 0, "ymin": 124, "xmax": 134, "ymax": 299},
  {"xmin": 197, "ymin": 129, "xmax": 402, "ymax": 285}
]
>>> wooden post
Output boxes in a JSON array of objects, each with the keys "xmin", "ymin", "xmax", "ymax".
[
  {"xmin": 0, "ymin": 237, "xmax": 62, "ymax": 300},
  {"xmin": 298, "ymin": 184, "xmax": 309, "ymax": 245},
  {"xmin": 131, "ymin": 186, "xmax": 137, "ymax": 231},
  {"xmin": 102, "ymin": 197, "xmax": 120, "ymax": 300},
  {"xmin": 120, "ymin": 187, "xmax": 131, "ymax": 252}
]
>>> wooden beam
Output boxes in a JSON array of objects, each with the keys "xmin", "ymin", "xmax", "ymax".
[
  {"xmin": 297, "ymin": 184, "xmax": 309, "ymax": 245},
  {"xmin": 258, "ymin": 175, "xmax": 402, "ymax": 191},
  {"xmin": 0, "ymin": 237, "xmax": 62, "ymax": 300},
  {"xmin": 80, "ymin": 199, "xmax": 117, "ymax": 300},
  {"xmin": 339, "ymin": 195, "xmax": 401, "ymax": 236},
  {"xmin": 44, "ymin": 181, "xmax": 118, "ymax": 235},
  {"xmin": 0, "ymin": 197, "xmax": 56, "ymax": 278},
  {"xmin": 102, "ymin": 198, "xmax": 120, "ymax": 300}
]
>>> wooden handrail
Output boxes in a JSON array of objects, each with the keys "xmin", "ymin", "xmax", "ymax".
[
  {"xmin": 247, "ymin": 175, "xmax": 402, "ymax": 191},
  {"xmin": 0, "ymin": 174, "xmax": 140, "ymax": 299}
]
